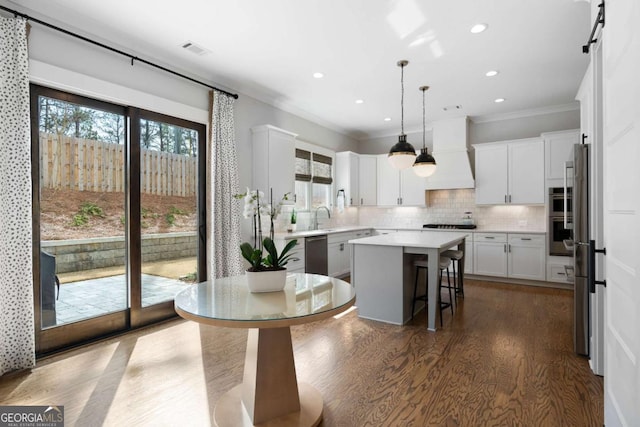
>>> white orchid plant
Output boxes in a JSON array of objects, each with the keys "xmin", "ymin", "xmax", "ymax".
[{"xmin": 234, "ymin": 188, "xmax": 297, "ymax": 271}]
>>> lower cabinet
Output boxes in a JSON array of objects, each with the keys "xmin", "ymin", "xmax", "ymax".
[
  {"xmin": 507, "ymin": 234, "xmax": 546, "ymax": 280},
  {"xmin": 464, "ymin": 240, "xmax": 474, "ymax": 275},
  {"xmin": 474, "ymin": 233, "xmax": 508, "ymax": 277},
  {"xmin": 328, "ymin": 229, "xmax": 372, "ymax": 277},
  {"xmin": 474, "ymin": 232, "xmax": 546, "ymax": 281},
  {"xmin": 547, "ymin": 256, "xmax": 574, "ymax": 284}
]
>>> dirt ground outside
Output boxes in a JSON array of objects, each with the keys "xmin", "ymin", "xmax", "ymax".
[{"xmin": 40, "ymin": 188, "xmax": 197, "ymax": 240}]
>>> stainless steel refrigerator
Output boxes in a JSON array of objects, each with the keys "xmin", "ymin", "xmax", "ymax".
[{"xmin": 568, "ymin": 143, "xmax": 590, "ymax": 356}]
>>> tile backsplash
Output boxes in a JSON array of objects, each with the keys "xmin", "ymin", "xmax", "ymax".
[
  {"xmin": 355, "ymin": 189, "xmax": 546, "ymax": 231},
  {"xmin": 283, "ymin": 189, "xmax": 546, "ymax": 232}
]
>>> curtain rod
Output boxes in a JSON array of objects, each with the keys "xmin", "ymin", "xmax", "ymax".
[{"xmin": 0, "ymin": 5, "xmax": 239, "ymax": 99}]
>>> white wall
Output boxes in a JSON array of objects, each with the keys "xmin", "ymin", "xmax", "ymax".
[{"xmin": 470, "ymin": 109, "xmax": 580, "ymax": 144}]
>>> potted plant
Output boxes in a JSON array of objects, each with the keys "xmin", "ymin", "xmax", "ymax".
[
  {"xmin": 241, "ymin": 237, "xmax": 297, "ymax": 292},
  {"xmin": 288, "ymin": 208, "xmax": 297, "ymax": 232}
]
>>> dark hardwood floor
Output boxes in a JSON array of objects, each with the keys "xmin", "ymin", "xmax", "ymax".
[{"xmin": 0, "ymin": 279, "xmax": 603, "ymax": 426}]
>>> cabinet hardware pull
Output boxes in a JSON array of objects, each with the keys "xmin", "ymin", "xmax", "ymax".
[
  {"xmin": 340, "ymin": 243, "xmax": 344, "ymax": 251},
  {"xmin": 504, "ymin": 244, "xmax": 507, "ymax": 252},
  {"xmin": 505, "ymin": 195, "xmax": 507, "ymax": 203},
  {"xmin": 521, "ymin": 238, "xmax": 532, "ymax": 241},
  {"xmin": 508, "ymin": 244, "xmax": 511, "ymax": 252},
  {"xmin": 509, "ymin": 194, "xmax": 512, "ymax": 203},
  {"xmin": 361, "ymin": 198, "xmax": 363, "ymax": 205},
  {"xmin": 350, "ymin": 198, "xmax": 353, "ymax": 204},
  {"xmin": 485, "ymin": 236, "xmax": 495, "ymax": 239}
]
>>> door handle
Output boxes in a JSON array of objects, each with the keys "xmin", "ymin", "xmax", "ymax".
[
  {"xmin": 564, "ymin": 161, "xmax": 574, "ymax": 229},
  {"xmin": 589, "ymin": 240, "xmax": 607, "ymax": 293}
]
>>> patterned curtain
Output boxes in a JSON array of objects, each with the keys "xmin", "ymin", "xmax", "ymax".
[
  {"xmin": 0, "ymin": 17, "xmax": 35, "ymax": 375},
  {"xmin": 207, "ymin": 90, "xmax": 243, "ymax": 278}
]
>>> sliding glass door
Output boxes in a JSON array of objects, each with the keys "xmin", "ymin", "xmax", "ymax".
[{"xmin": 31, "ymin": 85, "xmax": 206, "ymax": 353}]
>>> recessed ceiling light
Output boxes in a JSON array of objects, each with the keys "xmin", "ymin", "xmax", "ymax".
[
  {"xmin": 495, "ymin": 98, "xmax": 506, "ymax": 103},
  {"xmin": 485, "ymin": 70, "xmax": 499, "ymax": 77},
  {"xmin": 384, "ymin": 117, "xmax": 392, "ymax": 122},
  {"xmin": 470, "ymin": 23, "xmax": 488, "ymax": 34},
  {"xmin": 313, "ymin": 72, "xmax": 324, "ymax": 79},
  {"xmin": 355, "ymin": 99, "xmax": 364, "ymax": 104}
]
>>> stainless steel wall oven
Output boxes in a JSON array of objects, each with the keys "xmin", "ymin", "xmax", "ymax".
[{"xmin": 548, "ymin": 187, "xmax": 572, "ymax": 256}]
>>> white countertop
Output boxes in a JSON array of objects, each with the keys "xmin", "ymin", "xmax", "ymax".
[
  {"xmin": 275, "ymin": 226, "xmax": 372, "ymax": 240},
  {"xmin": 348, "ymin": 231, "xmax": 469, "ymax": 249},
  {"xmin": 275, "ymin": 225, "xmax": 544, "ymax": 241}
]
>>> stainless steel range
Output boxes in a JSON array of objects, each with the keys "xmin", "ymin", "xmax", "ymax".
[{"xmin": 423, "ymin": 224, "xmax": 477, "ymax": 230}]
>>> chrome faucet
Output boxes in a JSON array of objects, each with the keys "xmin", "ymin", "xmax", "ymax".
[{"xmin": 313, "ymin": 206, "xmax": 331, "ymax": 230}]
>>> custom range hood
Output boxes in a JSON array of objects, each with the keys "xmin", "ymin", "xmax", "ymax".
[{"xmin": 425, "ymin": 116, "xmax": 475, "ymax": 190}]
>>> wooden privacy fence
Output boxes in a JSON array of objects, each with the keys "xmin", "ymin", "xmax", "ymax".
[{"xmin": 40, "ymin": 133, "xmax": 197, "ymax": 197}]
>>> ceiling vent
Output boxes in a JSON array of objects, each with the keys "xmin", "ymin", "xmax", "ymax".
[{"xmin": 181, "ymin": 41, "xmax": 211, "ymax": 56}]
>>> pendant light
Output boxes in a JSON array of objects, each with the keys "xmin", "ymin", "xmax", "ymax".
[
  {"xmin": 413, "ymin": 85, "xmax": 437, "ymax": 177},
  {"xmin": 388, "ymin": 60, "xmax": 417, "ymax": 170}
]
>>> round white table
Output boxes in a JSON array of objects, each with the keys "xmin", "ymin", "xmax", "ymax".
[{"xmin": 175, "ymin": 273, "xmax": 356, "ymax": 427}]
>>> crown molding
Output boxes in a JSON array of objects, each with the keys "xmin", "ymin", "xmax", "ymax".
[{"xmin": 470, "ymin": 102, "xmax": 579, "ymax": 124}]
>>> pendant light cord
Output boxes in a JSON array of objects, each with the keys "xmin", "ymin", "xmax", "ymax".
[
  {"xmin": 422, "ymin": 88, "xmax": 426, "ymax": 149},
  {"xmin": 400, "ymin": 63, "xmax": 405, "ymax": 135}
]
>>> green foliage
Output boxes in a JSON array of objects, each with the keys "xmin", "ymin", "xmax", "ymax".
[
  {"xmin": 141, "ymin": 207, "xmax": 158, "ymax": 219},
  {"xmin": 241, "ymin": 238, "xmax": 298, "ymax": 271},
  {"xmin": 72, "ymin": 213, "xmax": 89, "ymax": 226},
  {"xmin": 80, "ymin": 202, "xmax": 104, "ymax": 217},
  {"xmin": 165, "ymin": 213, "xmax": 176, "ymax": 226},
  {"xmin": 168, "ymin": 206, "xmax": 187, "ymax": 215},
  {"xmin": 241, "ymin": 242, "xmax": 264, "ymax": 270},
  {"xmin": 263, "ymin": 238, "xmax": 297, "ymax": 269},
  {"xmin": 71, "ymin": 201, "xmax": 104, "ymax": 226}
]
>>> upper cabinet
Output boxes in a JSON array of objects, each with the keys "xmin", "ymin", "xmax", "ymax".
[
  {"xmin": 358, "ymin": 155, "xmax": 377, "ymax": 206},
  {"xmin": 335, "ymin": 152, "xmax": 377, "ymax": 206},
  {"xmin": 335, "ymin": 152, "xmax": 359, "ymax": 207},
  {"xmin": 251, "ymin": 125, "xmax": 297, "ymax": 200},
  {"xmin": 376, "ymin": 154, "xmax": 426, "ymax": 206},
  {"xmin": 474, "ymin": 138, "xmax": 545, "ymax": 205},
  {"xmin": 543, "ymin": 129, "xmax": 580, "ymax": 187}
]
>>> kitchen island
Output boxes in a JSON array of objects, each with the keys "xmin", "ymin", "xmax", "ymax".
[{"xmin": 349, "ymin": 231, "xmax": 468, "ymax": 331}]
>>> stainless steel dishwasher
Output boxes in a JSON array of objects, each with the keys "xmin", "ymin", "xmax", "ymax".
[{"xmin": 305, "ymin": 235, "xmax": 328, "ymax": 275}]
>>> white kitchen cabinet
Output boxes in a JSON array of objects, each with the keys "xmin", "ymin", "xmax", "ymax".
[
  {"xmin": 474, "ymin": 138, "xmax": 544, "ymax": 205},
  {"xmin": 474, "ymin": 232, "xmax": 546, "ymax": 281},
  {"xmin": 543, "ymin": 129, "xmax": 580, "ymax": 187},
  {"xmin": 464, "ymin": 239, "xmax": 473, "ymax": 274},
  {"xmin": 328, "ymin": 240, "xmax": 349, "ymax": 277},
  {"xmin": 376, "ymin": 154, "xmax": 426, "ymax": 206},
  {"xmin": 547, "ymin": 255, "xmax": 574, "ymax": 284},
  {"xmin": 335, "ymin": 151, "xmax": 359, "ymax": 207},
  {"xmin": 358, "ymin": 155, "xmax": 377, "ymax": 205},
  {"xmin": 328, "ymin": 229, "xmax": 372, "ymax": 277},
  {"xmin": 507, "ymin": 234, "xmax": 546, "ymax": 280},
  {"xmin": 251, "ymin": 125, "xmax": 297, "ymax": 200},
  {"xmin": 474, "ymin": 233, "xmax": 508, "ymax": 277},
  {"xmin": 335, "ymin": 152, "xmax": 377, "ymax": 206}
]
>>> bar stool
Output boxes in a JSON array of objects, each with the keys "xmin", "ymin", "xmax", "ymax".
[
  {"xmin": 442, "ymin": 249, "xmax": 464, "ymax": 298},
  {"xmin": 411, "ymin": 256, "xmax": 454, "ymax": 326}
]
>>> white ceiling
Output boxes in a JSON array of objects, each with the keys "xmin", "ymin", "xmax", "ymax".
[{"xmin": 10, "ymin": 0, "xmax": 591, "ymax": 139}]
